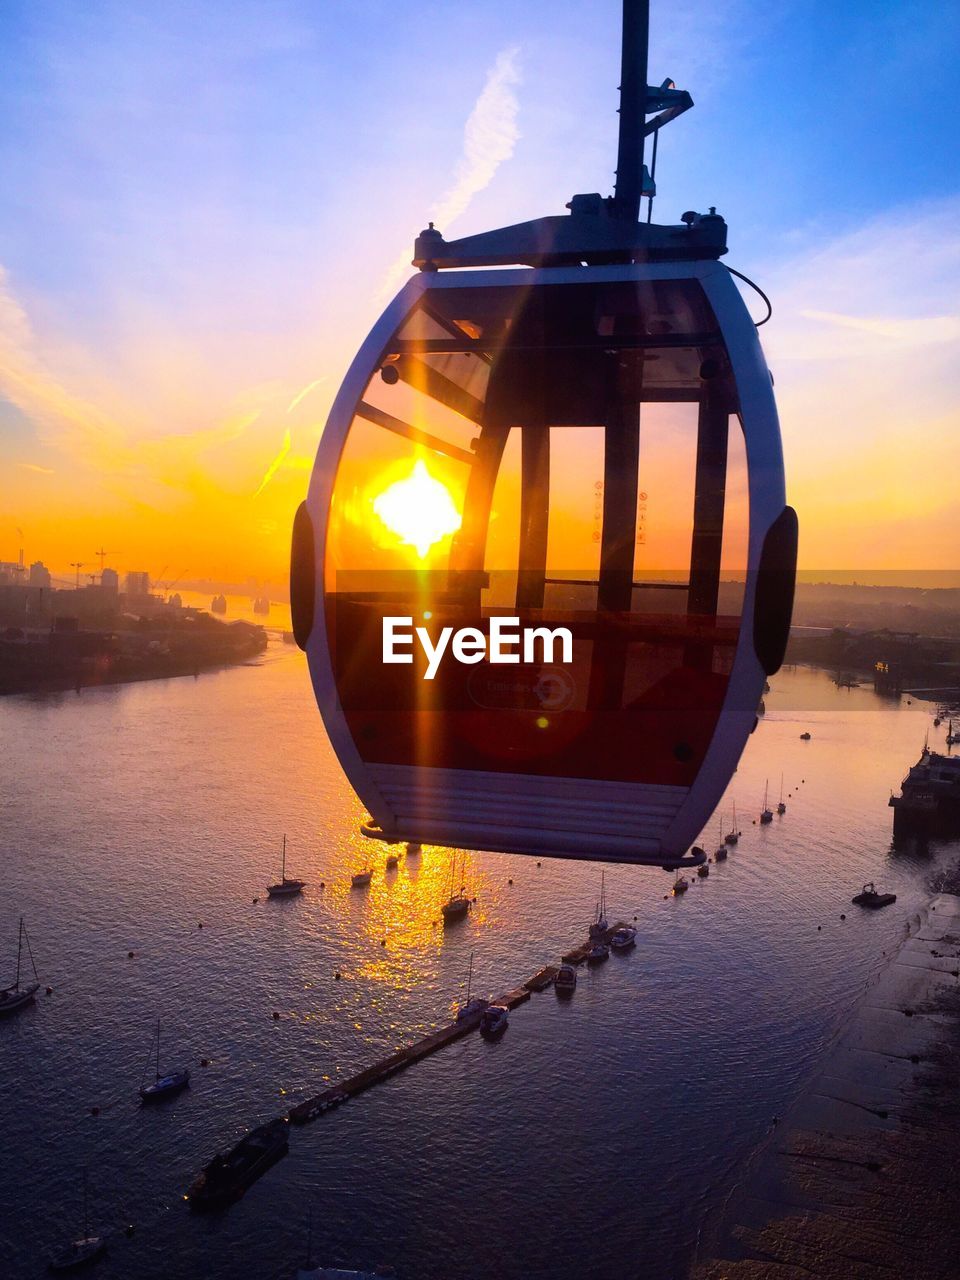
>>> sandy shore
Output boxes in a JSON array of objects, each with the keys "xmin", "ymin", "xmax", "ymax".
[{"xmin": 692, "ymin": 888, "xmax": 960, "ymax": 1280}]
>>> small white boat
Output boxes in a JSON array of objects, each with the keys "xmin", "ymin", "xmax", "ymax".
[
  {"xmin": 480, "ymin": 1004, "xmax": 509, "ymax": 1038},
  {"xmin": 455, "ymin": 953, "xmax": 488, "ymax": 1021},
  {"xmin": 441, "ymin": 853, "xmax": 470, "ymax": 921},
  {"xmin": 351, "ymin": 868, "xmax": 373, "ymax": 887},
  {"xmin": 759, "ymin": 781, "xmax": 773, "ymax": 825},
  {"xmin": 555, "ymin": 962, "xmax": 577, "ymax": 993},
  {"xmin": 139, "ymin": 1019, "xmax": 190, "ymax": 1105},
  {"xmin": 588, "ymin": 870, "xmax": 609, "ymax": 941},
  {"xmin": 267, "ymin": 835, "xmax": 306, "ymax": 897},
  {"xmin": 724, "ymin": 802, "xmax": 739, "ymax": 846},
  {"xmin": 609, "ymin": 926, "xmax": 636, "ymax": 952},
  {"xmin": 0, "ymin": 917, "xmax": 40, "ymax": 1018},
  {"xmin": 49, "ymin": 1172, "xmax": 106, "ymax": 1272}
]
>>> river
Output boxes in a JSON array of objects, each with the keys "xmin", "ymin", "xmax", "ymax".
[{"xmin": 1, "ymin": 644, "xmax": 957, "ymax": 1279}]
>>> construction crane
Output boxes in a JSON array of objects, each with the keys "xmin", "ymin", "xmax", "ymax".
[{"xmin": 94, "ymin": 546, "xmax": 118, "ymax": 574}]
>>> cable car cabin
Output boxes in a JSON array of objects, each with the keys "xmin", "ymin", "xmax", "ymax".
[{"xmin": 291, "ymin": 261, "xmax": 796, "ymax": 867}]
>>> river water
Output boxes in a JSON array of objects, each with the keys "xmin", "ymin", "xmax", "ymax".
[{"xmin": 1, "ymin": 644, "xmax": 956, "ymax": 1279}]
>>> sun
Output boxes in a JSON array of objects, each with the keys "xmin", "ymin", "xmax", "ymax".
[{"xmin": 372, "ymin": 459, "xmax": 462, "ymax": 558}]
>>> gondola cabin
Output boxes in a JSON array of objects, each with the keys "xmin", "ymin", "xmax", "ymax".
[{"xmin": 290, "ymin": 6, "xmax": 796, "ymax": 869}]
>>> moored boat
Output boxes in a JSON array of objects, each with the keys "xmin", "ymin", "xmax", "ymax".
[
  {"xmin": 889, "ymin": 749, "xmax": 960, "ymax": 835},
  {"xmin": 267, "ymin": 835, "xmax": 306, "ymax": 897},
  {"xmin": 139, "ymin": 1019, "xmax": 190, "ymax": 1104},
  {"xmin": 851, "ymin": 882, "xmax": 896, "ymax": 909},
  {"xmin": 49, "ymin": 1171, "xmax": 105, "ymax": 1272},
  {"xmin": 724, "ymin": 802, "xmax": 739, "ymax": 846},
  {"xmin": 441, "ymin": 853, "xmax": 470, "ymax": 921},
  {"xmin": 187, "ymin": 1118, "xmax": 289, "ymax": 1211},
  {"xmin": 351, "ymin": 868, "xmax": 373, "ymax": 887},
  {"xmin": 759, "ymin": 780, "xmax": 773, "ymax": 824},
  {"xmin": 479, "ymin": 1004, "xmax": 509, "ymax": 1038},
  {"xmin": 554, "ymin": 962, "xmax": 577, "ymax": 994},
  {"xmin": 609, "ymin": 926, "xmax": 637, "ymax": 952},
  {"xmin": 586, "ymin": 940, "xmax": 609, "ymax": 963},
  {"xmin": 1, "ymin": 917, "xmax": 40, "ymax": 1018}
]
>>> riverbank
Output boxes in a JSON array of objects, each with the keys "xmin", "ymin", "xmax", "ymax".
[
  {"xmin": 693, "ymin": 878, "xmax": 960, "ymax": 1280},
  {"xmin": 0, "ymin": 616, "xmax": 267, "ymax": 695}
]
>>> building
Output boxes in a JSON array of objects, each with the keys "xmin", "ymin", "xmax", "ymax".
[
  {"xmin": 101, "ymin": 567, "xmax": 119, "ymax": 594},
  {"xmin": 29, "ymin": 561, "xmax": 51, "ymax": 589},
  {"xmin": 125, "ymin": 570, "xmax": 150, "ymax": 596}
]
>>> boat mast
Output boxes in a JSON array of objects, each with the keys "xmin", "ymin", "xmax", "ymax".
[
  {"xmin": 466, "ymin": 950, "xmax": 474, "ymax": 1004},
  {"xmin": 281, "ymin": 833, "xmax": 286, "ymax": 881},
  {"xmin": 82, "ymin": 1168, "xmax": 89, "ymax": 1239},
  {"xmin": 156, "ymin": 1018, "xmax": 161, "ymax": 1081},
  {"xmin": 15, "ymin": 916, "xmax": 22, "ymax": 991}
]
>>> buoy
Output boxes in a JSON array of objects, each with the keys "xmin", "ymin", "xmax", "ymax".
[
  {"xmin": 200, "ymin": 1058, "xmax": 210, "ymax": 1067},
  {"xmin": 253, "ymin": 896, "xmax": 259, "ymax": 904},
  {"xmin": 124, "ymin": 1224, "xmax": 135, "ymax": 1238},
  {"xmin": 335, "ymin": 971, "xmax": 342, "ymax": 980},
  {"xmin": 508, "ymin": 878, "xmax": 514, "ymax": 886},
  {"xmin": 380, "ymin": 938, "xmax": 386, "ymax": 946},
  {"xmin": 198, "ymin": 921, "xmax": 203, "ymax": 929},
  {"xmin": 90, "ymin": 1106, "xmax": 100, "ymax": 1116},
  {"xmin": 537, "ymin": 862, "xmax": 542, "ymax": 868},
  {"xmin": 272, "ymin": 1011, "xmax": 280, "ymax": 1020},
  {"xmin": 320, "ymin": 880, "xmax": 326, "ymax": 889},
  {"xmin": 817, "ymin": 925, "xmax": 821, "ymax": 931},
  {"xmin": 127, "ymin": 951, "xmax": 134, "ymax": 958},
  {"xmin": 840, "ymin": 913, "xmax": 846, "ymax": 920},
  {"xmin": 45, "ymin": 985, "xmax": 53, "ymax": 995}
]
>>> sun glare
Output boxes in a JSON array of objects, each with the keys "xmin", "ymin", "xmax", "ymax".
[{"xmin": 372, "ymin": 460, "xmax": 462, "ymax": 558}]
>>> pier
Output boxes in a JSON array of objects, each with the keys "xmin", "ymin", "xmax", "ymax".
[
  {"xmin": 196, "ymin": 920, "xmax": 635, "ymax": 1195},
  {"xmin": 287, "ymin": 922, "xmax": 630, "ymax": 1128}
]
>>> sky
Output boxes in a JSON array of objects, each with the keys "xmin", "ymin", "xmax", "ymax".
[{"xmin": 0, "ymin": 0, "xmax": 958, "ymax": 586}]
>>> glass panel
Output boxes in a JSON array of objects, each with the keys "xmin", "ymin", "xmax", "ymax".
[{"xmin": 326, "ymin": 277, "xmax": 748, "ymax": 786}]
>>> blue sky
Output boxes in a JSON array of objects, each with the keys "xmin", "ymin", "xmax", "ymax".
[{"xmin": 0, "ymin": 0, "xmax": 958, "ymax": 578}]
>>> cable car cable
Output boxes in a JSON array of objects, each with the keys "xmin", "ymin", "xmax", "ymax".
[{"xmin": 723, "ymin": 265, "xmax": 773, "ymax": 327}]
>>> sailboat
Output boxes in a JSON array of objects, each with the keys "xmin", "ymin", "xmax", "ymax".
[
  {"xmin": 777, "ymin": 773, "xmax": 787, "ymax": 815},
  {"xmin": 49, "ymin": 1171, "xmax": 106, "ymax": 1272},
  {"xmin": 759, "ymin": 781, "xmax": 774, "ymax": 824},
  {"xmin": 1, "ymin": 917, "xmax": 40, "ymax": 1017},
  {"xmin": 947, "ymin": 721, "xmax": 958, "ymax": 746},
  {"xmin": 267, "ymin": 835, "xmax": 306, "ymax": 898},
  {"xmin": 455, "ymin": 951, "xmax": 486, "ymax": 1022},
  {"xmin": 139, "ymin": 1019, "xmax": 190, "ymax": 1104},
  {"xmin": 724, "ymin": 803, "xmax": 739, "ymax": 846},
  {"xmin": 589, "ymin": 870, "xmax": 609, "ymax": 941},
  {"xmin": 714, "ymin": 811, "xmax": 728, "ymax": 861},
  {"xmin": 441, "ymin": 853, "xmax": 470, "ymax": 922},
  {"xmin": 672, "ymin": 871, "xmax": 689, "ymax": 895}
]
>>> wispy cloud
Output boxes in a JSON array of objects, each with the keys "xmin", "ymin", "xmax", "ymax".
[
  {"xmin": 254, "ymin": 428, "xmax": 292, "ymax": 497},
  {"xmin": 17, "ymin": 462, "xmax": 54, "ymax": 475},
  {"xmin": 378, "ymin": 45, "xmax": 522, "ymax": 300}
]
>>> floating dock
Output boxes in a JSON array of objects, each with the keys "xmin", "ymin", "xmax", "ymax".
[{"xmin": 194, "ymin": 919, "xmax": 638, "ymax": 1195}]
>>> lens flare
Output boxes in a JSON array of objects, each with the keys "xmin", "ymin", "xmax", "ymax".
[{"xmin": 372, "ymin": 460, "xmax": 462, "ymax": 558}]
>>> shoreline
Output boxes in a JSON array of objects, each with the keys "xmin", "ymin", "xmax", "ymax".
[{"xmin": 692, "ymin": 875, "xmax": 960, "ymax": 1279}]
